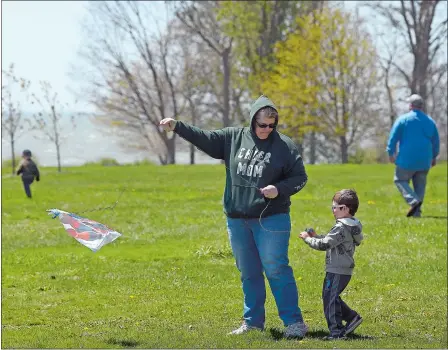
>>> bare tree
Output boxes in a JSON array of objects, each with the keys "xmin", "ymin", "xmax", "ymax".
[
  {"xmin": 173, "ymin": 1, "xmax": 233, "ymax": 128},
  {"xmin": 177, "ymin": 40, "xmax": 213, "ymax": 164},
  {"xmin": 318, "ymin": 10, "xmax": 382, "ymax": 163},
  {"xmin": 376, "ymin": 34, "xmax": 403, "ymax": 128},
  {"xmin": 367, "ymin": 0, "xmax": 447, "ymax": 103},
  {"xmin": 75, "ymin": 1, "xmax": 181, "ymax": 164},
  {"xmin": 1, "ymin": 64, "xmax": 31, "ymax": 174},
  {"xmin": 31, "ymin": 81, "xmax": 76, "ymax": 173},
  {"xmin": 367, "ymin": 0, "xmax": 447, "ymax": 159}
]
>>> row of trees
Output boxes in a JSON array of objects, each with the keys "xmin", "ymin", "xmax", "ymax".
[
  {"xmin": 3, "ymin": 1, "xmax": 447, "ymax": 168},
  {"xmin": 2, "ymin": 64, "xmax": 77, "ymax": 173}
]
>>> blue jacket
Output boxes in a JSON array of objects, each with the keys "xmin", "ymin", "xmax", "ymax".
[{"xmin": 387, "ymin": 109, "xmax": 440, "ymax": 171}]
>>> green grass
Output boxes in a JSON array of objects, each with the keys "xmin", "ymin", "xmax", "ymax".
[{"xmin": 2, "ymin": 163, "xmax": 447, "ymax": 348}]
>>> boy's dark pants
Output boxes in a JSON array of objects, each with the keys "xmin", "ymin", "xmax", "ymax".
[
  {"xmin": 322, "ymin": 272, "xmax": 358, "ymax": 336},
  {"xmin": 22, "ymin": 177, "xmax": 34, "ymax": 198}
]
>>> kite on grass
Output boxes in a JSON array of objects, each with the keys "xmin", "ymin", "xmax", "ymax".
[{"xmin": 47, "ymin": 209, "xmax": 122, "ymax": 252}]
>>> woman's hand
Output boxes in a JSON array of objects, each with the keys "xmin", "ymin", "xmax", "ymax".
[
  {"xmin": 159, "ymin": 118, "xmax": 177, "ymax": 132},
  {"xmin": 260, "ymin": 185, "xmax": 278, "ymax": 199}
]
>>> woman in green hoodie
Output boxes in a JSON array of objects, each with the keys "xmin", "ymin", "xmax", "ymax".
[{"xmin": 160, "ymin": 95, "xmax": 308, "ymax": 338}]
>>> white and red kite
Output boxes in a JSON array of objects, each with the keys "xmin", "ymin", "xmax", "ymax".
[{"xmin": 47, "ymin": 209, "xmax": 122, "ymax": 252}]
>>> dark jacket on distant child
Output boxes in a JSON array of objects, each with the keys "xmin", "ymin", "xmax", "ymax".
[{"xmin": 16, "ymin": 158, "xmax": 40, "ymax": 198}]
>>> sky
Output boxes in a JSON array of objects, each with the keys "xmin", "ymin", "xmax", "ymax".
[
  {"xmin": 2, "ymin": 1, "xmax": 88, "ymax": 106},
  {"xmin": 0, "ymin": 1, "xmax": 211, "ymax": 166},
  {"xmin": 1, "ymin": 1, "xmax": 446, "ymax": 166}
]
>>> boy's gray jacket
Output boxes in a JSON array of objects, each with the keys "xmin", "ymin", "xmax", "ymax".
[{"xmin": 304, "ymin": 218, "xmax": 363, "ymax": 275}]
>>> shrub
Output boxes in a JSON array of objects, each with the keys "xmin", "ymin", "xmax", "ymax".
[
  {"xmin": 2, "ymin": 156, "xmax": 39, "ymax": 170},
  {"xmin": 84, "ymin": 158, "xmax": 120, "ymax": 166},
  {"xmin": 132, "ymin": 159, "xmax": 156, "ymax": 166}
]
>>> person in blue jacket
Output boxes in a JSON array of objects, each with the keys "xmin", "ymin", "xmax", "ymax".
[{"xmin": 386, "ymin": 94, "xmax": 440, "ymax": 217}]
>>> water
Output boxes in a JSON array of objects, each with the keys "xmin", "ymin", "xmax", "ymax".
[{"xmin": 1, "ymin": 115, "xmax": 220, "ymax": 166}]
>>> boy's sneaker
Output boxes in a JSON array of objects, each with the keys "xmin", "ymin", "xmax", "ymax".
[
  {"xmin": 227, "ymin": 322, "xmax": 264, "ymax": 335},
  {"xmin": 407, "ymin": 201, "xmax": 422, "ymax": 217},
  {"xmin": 284, "ymin": 321, "xmax": 308, "ymax": 339},
  {"xmin": 344, "ymin": 314, "xmax": 363, "ymax": 335}
]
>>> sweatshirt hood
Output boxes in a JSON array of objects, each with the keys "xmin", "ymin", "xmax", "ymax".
[
  {"xmin": 338, "ymin": 217, "xmax": 360, "ymax": 226},
  {"xmin": 337, "ymin": 217, "xmax": 363, "ymax": 245},
  {"xmin": 249, "ymin": 95, "xmax": 278, "ymax": 125}
]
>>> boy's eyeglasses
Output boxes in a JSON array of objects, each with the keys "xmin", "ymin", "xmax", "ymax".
[
  {"xmin": 256, "ymin": 120, "xmax": 277, "ymax": 129},
  {"xmin": 331, "ymin": 205, "xmax": 346, "ymax": 211}
]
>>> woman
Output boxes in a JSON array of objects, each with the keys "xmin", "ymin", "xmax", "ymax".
[{"xmin": 160, "ymin": 95, "xmax": 308, "ymax": 338}]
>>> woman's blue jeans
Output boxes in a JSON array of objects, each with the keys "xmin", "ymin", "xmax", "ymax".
[{"xmin": 226, "ymin": 213, "xmax": 304, "ymax": 328}]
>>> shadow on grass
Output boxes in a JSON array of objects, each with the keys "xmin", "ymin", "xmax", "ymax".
[
  {"xmin": 268, "ymin": 328, "xmax": 375, "ymax": 341},
  {"xmin": 346, "ymin": 333, "xmax": 375, "ymax": 340},
  {"xmin": 420, "ymin": 216, "xmax": 447, "ymax": 219},
  {"xmin": 106, "ymin": 338, "xmax": 139, "ymax": 347}
]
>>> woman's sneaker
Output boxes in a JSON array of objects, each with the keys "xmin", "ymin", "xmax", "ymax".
[
  {"xmin": 323, "ymin": 334, "xmax": 346, "ymax": 340},
  {"xmin": 228, "ymin": 322, "xmax": 264, "ymax": 335},
  {"xmin": 344, "ymin": 314, "xmax": 363, "ymax": 335},
  {"xmin": 284, "ymin": 321, "xmax": 308, "ymax": 339}
]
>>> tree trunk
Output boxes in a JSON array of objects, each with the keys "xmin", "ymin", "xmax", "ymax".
[
  {"xmin": 222, "ymin": 47, "xmax": 231, "ymax": 127},
  {"xmin": 11, "ymin": 138, "xmax": 15, "ymax": 175},
  {"xmin": 167, "ymin": 136, "xmax": 176, "ymax": 165},
  {"xmin": 189, "ymin": 100, "xmax": 196, "ymax": 165},
  {"xmin": 296, "ymin": 142, "xmax": 304, "ymax": 158},
  {"xmin": 340, "ymin": 136, "xmax": 348, "ymax": 164},
  {"xmin": 189, "ymin": 143, "xmax": 195, "ymax": 165},
  {"xmin": 56, "ymin": 144, "xmax": 61, "ymax": 173},
  {"xmin": 309, "ymin": 131, "xmax": 316, "ymax": 164}
]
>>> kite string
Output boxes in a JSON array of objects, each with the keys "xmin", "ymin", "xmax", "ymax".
[
  {"xmin": 68, "ymin": 163, "xmax": 287, "ymax": 232},
  {"xmin": 73, "ymin": 187, "xmax": 126, "ymax": 215},
  {"xmin": 173, "ymin": 132, "xmax": 288, "ymax": 233},
  {"xmin": 223, "ymin": 164, "xmax": 290, "ymax": 233}
]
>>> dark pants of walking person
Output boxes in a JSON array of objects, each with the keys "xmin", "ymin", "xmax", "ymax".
[
  {"xmin": 322, "ymin": 272, "xmax": 358, "ymax": 337},
  {"xmin": 22, "ymin": 177, "xmax": 34, "ymax": 198}
]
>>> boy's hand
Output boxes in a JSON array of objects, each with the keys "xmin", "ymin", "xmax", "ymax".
[
  {"xmin": 305, "ymin": 228, "xmax": 316, "ymax": 237},
  {"xmin": 299, "ymin": 231, "xmax": 309, "ymax": 239}
]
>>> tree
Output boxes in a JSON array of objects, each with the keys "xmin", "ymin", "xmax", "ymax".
[
  {"xmin": 173, "ymin": 1, "xmax": 233, "ymax": 128},
  {"xmin": 217, "ymin": 0, "xmax": 327, "ymax": 163},
  {"xmin": 367, "ymin": 0, "xmax": 447, "ymax": 159},
  {"xmin": 31, "ymin": 81, "xmax": 76, "ymax": 173},
  {"xmin": 377, "ymin": 35, "xmax": 401, "ymax": 128},
  {"xmin": 1, "ymin": 64, "xmax": 31, "ymax": 174},
  {"xmin": 217, "ymin": 0, "xmax": 326, "ymax": 96},
  {"xmin": 370, "ymin": 0, "xmax": 446, "ymax": 101},
  {"xmin": 262, "ymin": 8, "xmax": 381, "ymax": 163},
  {"xmin": 177, "ymin": 37, "xmax": 213, "ymax": 164},
  {"xmin": 76, "ymin": 1, "xmax": 181, "ymax": 164}
]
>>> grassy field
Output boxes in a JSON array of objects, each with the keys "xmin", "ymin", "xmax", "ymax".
[{"xmin": 1, "ymin": 163, "xmax": 447, "ymax": 348}]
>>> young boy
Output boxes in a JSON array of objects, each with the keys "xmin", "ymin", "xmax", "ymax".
[
  {"xmin": 16, "ymin": 149, "xmax": 40, "ymax": 198},
  {"xmin": 299, "ymin": 189, "xmax": 363, "ymax": 340}
]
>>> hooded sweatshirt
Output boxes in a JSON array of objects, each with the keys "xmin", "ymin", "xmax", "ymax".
[
  {"xmin": 173, "ymin": 95, "xmax": 308, "ymax": 218},
  {"xmin": 304, "ymin": 217, "xmax": 363, "ymax": 275}
]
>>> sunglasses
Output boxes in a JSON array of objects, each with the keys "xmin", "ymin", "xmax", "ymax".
[
  {"xmin": 331, "ymin": 205, "xmax": 346, "ymax": 211},
  {"xmin": 255, "ymin": 120, "xmax": 277, "ymax": 129}
]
